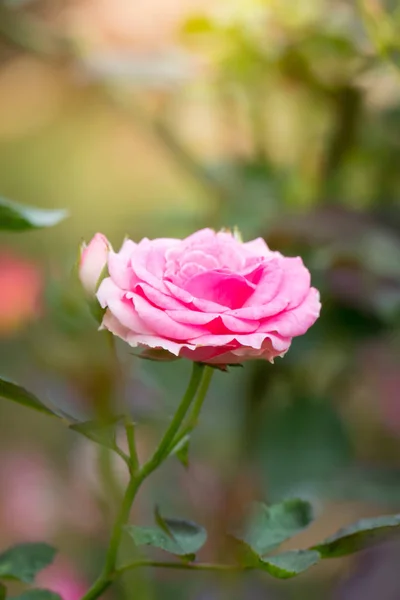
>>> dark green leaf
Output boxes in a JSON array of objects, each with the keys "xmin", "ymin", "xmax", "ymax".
[
  {"xmin": 259, "ymin": 397, "xmax": 352, "ymax": 500},
  {"xmin": 70, "ymin": 417, "xmax": 123, "ymax": 452},
  {"xmin": 126, "ymin": 517, "xmax": 207, "ymax": 558},
  {"xmin": 12, "ymin": 590, "xmax": 62, "ymax": 600},
  {"xmin": 313, "ymin": 514, "xmax": 400, "ymax": 558},
  {"xmin": 0, "ymin": 197, "xmax": 67, "ymax": 232},
  {"xmin": 0, "ymin": 544, "xmax": 57, "ymax": 584},
  {"xmin": 0, "ymin": 583, "xmax": 6, "ymax": 600},
  {"xmin": 0, "ymin": 378, "xmax": 55, "ymax": 417},
  {"xmin": 238, "ymin": 499, "xmax": 314, "ymax": 556},
  {"xmin": 259, "ymin": 550, "xmax": 320, "ymax": 579}
]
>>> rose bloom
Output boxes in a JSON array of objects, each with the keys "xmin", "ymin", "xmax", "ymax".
[{"xmin": 83, "ymin": 228, "xmax": 320, "ymax": 364}]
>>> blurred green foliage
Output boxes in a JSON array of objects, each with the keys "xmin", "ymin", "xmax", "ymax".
[{"xmin": 0, "ymin": 1, "xmax": 400, "ymax": 599}]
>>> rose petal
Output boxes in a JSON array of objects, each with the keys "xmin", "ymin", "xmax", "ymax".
[
  {"xmin": 184, "ymin": 270, "xmax": 256, "ymax": 310},
  {"xmin": 133, "ymin": 293, "xmax": 203, "ymax": 340},
  {"xmin": 132, "ymin": 282, "xmax": 185, "ymax": 310},
  {"xmin": 259, "ymin": 287, "xmax": 321, "ymax": 337},
  {"xmin": 97, "ymin": 278, "xmax": 151, "ymax": 334}
]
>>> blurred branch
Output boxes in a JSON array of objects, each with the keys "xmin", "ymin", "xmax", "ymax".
[
  {"xmin": 357, "ymin": 0, "xmax": 400, "ymax": 70},
  {"xmin": 0, "ymin": 5, "xmax": 69, "ymax": 59},
  {"xmin": 0, "ymin": 5, "xmax": 232, "ymax": 226},
  {"xmin": 103, "ymin": 87, "xmax": 232, "ymax": 221},
  {"xmin": 320, "ymin": 85, "xmax": 363, "ymax": 196}
]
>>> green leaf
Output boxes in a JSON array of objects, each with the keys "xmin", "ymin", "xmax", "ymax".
[
  {"xmin": 313, "ymin": 514, "xmax": 400, "ymax": 558},
  {"xmin": 238, "ymin": 499, "xmax": 314, "ymax": 556},
  {"xmin": 170, "ymin": 435, "xmax": 190, "ymax": 468},
  {"xmin": 0, "ymin": 544, "xmax": 57, "ymax": 584},
  {"xmin": 258, "ymin": 550, "xmax": 320, "ymax": 579},
  {"xmin": 0, "ymin": 197, "xmax": 68, "ymax": 232},
  {"xmin": 0, "ymin": 583, "xmax": 6, "ymax": 600},
  {"xmin": 126, "ymin": 516, "xmax": 207, "ymax": 559},
  {"xmin": 11, "ymin": 590, "xmax": 62, "ymax": 600},
  {"xmin": 0, "ymin": 378, "xmax": 55, "ymax": 417},
  {"xmin": 70, "ymin": 417, "xmax": 123, "ymax": 452}
]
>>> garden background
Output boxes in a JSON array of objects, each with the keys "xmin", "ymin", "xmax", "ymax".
[{"xmin": 1, "ymin": 1, "xmax": 400, "ymax": 599}]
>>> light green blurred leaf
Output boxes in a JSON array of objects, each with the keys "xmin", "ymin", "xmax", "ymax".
[
  {"xmin": 0, "ymin": 378, "xmax": 55, "ymax": 417},
  {"xmin": 0, "ymin": 197, "xmax": 67, "ymax": 232},
  {"xmin": 313, "ymin": 514, "xmax": 400, "ymax": 558},
  {"xmin": 259, "ymin": 550, "xmax": 320, "ymax": 579},
  {"xmin": 0, "ymin": 544, "xmax": 57, "ymax": 584},
  {"xmin": 181, "ymin": 14, "xmax": 215, "ymax": 35},
  {"xmin": 126, "ymin": 516, "xmax": 207, "ymax": 559},
  {"xmin": 12, "ymin": 591, "xmax": 62, "ymax": 600},
  {"xmin": 70, "ymin": 417, "xmax": 123, "ymax": 452},
  {"xmin": 237, "ymin": 499, "xmax": 314, "ymax": 556}
]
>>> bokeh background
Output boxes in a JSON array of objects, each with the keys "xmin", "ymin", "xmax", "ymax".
[{"xmin": 1, "ymin": 1, "xmax": 400, "ymax": 598}]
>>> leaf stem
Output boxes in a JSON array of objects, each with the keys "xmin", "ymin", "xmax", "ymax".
[{"xmin": 115, "ymin": 560, "xmax": 252, "ymax": 577}]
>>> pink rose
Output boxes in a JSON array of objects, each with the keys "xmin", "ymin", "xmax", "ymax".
[
  {"xmin": 96, "ymin": 228, "xmax": 321, "ymax": 364},
  {"xmin": 79, "ymin": 233, "xmax": 110, "ymax": 294}
]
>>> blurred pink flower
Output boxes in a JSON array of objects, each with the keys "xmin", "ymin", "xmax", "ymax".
[
  {"xmin": 37, "ymin": 560, "xmax": 87, "ymax": 600},
  {"xmin": 0, "ymin": 452, "xmax": 56, "ymax": 540},
  {"xmin": 0, "ymin": 250, "xmax": 42, "ymax": 336}
]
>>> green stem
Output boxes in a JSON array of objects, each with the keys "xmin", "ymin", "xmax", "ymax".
[
  {"xmin": 140, "ymin": 363, "xmax": 205, "ymax": 474},
  {"xmin": 169, "ymin": 365, "xmax": 214, "ymax": 452},
  {"xmin": 81, "ymin": 362, "xmax": 205, "ymax": 600},
  {"xmin": 125, "ymin": 419, "xmax": 139, "ymax": 473},
  {"xmin": 98, "ymin": 446, "xmax": 124, "ymax": 511}
]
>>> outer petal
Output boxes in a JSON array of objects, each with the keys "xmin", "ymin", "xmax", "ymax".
[
  {"xmin": 241, "ymin": 258, "xmax": 284, "ymax": 309},
  {"xmin": 124, "ymin": 334, "xmax": 196, "ymax": 356},
  {"xmin": 279, "ymin": 256, "xmax": 312, "ymax": 309},
  {"xmin": 181, "ymin": 335, "xmax": 291, "ymax": 364},
  {"xmin": 185, "ymin": 332, "xmax": 291, "ymax": 353},
  {"xmin": 100, "ymin": 309, "xmax": 131, "ymax": 341},
  {"xmin": 108, "ymin": 239, "xmax": 138, "ymax": 290},
  {"xmin": 97, "ymin": 278, "xmax": 151, "ymax": 334},
  {"xmin": 131, "ymin": 238, "xmax": 179, "ymax": 293},
  {"xmin": 236, "ymin": 256, "xmax": 312, "ymax": 318},
  {"xmin": 242, "ymin": 237, "xmax": 272, "ymax": 258},
  {"xmin": 259, "ymin": 287, "xmax": 321, "ymax": 337}
]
